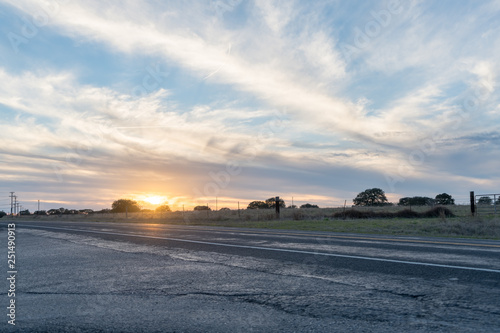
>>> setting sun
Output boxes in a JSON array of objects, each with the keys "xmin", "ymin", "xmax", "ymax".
[{"xmin": 143, "ymin": 196, "xmax": 165, "ymax": 205}]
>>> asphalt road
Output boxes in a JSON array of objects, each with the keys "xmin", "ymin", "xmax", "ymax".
[{"xmin": 2, "ymin": 220, "xmax": 500, "ymax": 332}]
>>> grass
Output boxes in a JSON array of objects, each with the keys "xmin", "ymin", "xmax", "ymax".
[
  {"xmin": 12, "ymin": 205, "xmax": 500, "ymax": 240},
  {"xmin": 233, "ymin": 217, "xmax": 500, "ymax": 239}
]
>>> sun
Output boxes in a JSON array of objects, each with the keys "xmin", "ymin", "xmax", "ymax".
[{"xmin": 143, "ymin": 196, "xmax": 165, "ymax": 205}]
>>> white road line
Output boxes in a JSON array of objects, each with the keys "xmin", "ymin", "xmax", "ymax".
[{"xmin": 21, "ymin": 225, "xmax": 500, "ymax": 274}]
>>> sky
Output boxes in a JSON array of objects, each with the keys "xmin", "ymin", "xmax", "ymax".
[{"xmin": 0, "ymin": 0, "xmax": 499, "ymax": 212}]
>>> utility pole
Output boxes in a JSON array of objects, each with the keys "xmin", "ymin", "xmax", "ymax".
[
  {"xmin": 14, "ymin": 196, "xmax": 17, "ymax": 215},
  {"xmin": 38, "ymin": 199, "xmax": 40, "ymax": 212},
  {"xmin": 9, "ymin": 192, "xmax": 14, "ymax": 216}
]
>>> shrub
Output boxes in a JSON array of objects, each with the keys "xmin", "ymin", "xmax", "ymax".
[
  {"xmin": 332, "ymin": 207, "xmax": 455, "ymax": 219},
  {"xmin": 421, "ymin": 206, "xmax": 455, "ymax": 218}
]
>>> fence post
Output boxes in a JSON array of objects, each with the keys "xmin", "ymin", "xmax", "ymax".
[
  {"xmin": 470, "ymin": 191, "xmax": 475, "ymax": 216},
  {"xmin": 275, "ymin": 196, "xmax": 280, "ymax": 219}
]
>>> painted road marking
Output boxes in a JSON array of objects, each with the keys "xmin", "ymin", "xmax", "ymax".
[
  {"xmin": 158, "ymin": 225, "xmax": 500, "ymax": 248},
  {"xmin": 20, "ymin": 224, "xmax": 500, "ymax": 274},
  {"xmin": 17, "ymin": 221, "xmax": 500, "ymax": 248}
]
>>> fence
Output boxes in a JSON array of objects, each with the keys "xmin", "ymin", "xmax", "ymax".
[{"xmin": 474, "ymin": 193, "xmax": 499, "ymax": 216}]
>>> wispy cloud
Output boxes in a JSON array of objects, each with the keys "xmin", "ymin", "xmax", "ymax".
[{"xmin": 1, "ymin": 0, "xmax": 499, "ymax": 209}]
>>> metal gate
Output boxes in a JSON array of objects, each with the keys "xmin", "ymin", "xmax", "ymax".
[{"xmin": 474, "ymin": 193, "xmax": 499, "ymax": 215}]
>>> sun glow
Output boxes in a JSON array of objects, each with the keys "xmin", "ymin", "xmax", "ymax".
[{"xmin": 143, "ymin": 195, "xmax": 165, "ymax": 205}]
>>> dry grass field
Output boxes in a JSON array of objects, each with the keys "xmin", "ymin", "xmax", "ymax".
[{"xmin": 15, "ymin": 205, "xmax": 500, "ymax": 239}]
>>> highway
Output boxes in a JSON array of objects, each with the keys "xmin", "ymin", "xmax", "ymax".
[{"xmin": 3, "ymin": 220, "xmax": 500, "ymax": 332}]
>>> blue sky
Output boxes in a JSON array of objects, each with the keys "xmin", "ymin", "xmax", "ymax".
[{"xmin": 0, "ymin": 0, "xmax": 499, "ymax": 211}]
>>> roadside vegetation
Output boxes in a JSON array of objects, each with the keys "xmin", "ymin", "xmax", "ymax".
[
  {"xmin": 10, "ymin": 188, "xmax": 500, "ymax": 239},
  {"xmin": 16, "ymin": 205, "xmax": 500, "ymax": 239}
]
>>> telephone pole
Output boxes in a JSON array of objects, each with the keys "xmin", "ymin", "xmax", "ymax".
[
  {"xmin": 9, "ymin": 192, "xmax": 14, "ymax": 216},
  {"xmin": 13, "ymin": 195, "xmax": 17, "ymax": 215}
]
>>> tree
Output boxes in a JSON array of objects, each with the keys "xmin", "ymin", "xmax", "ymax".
[
  {"xmin": 19, "ymin": 209, "xmax": 30, "ymax": 215},
  {"xmin": 477, "ymin": 196, "xmax": 493, "ymax": 205},
  {"xmin": 288, "ymin": 205, "xmax": 297, "ymax": 209},
  {"xmin": 194, "ymin": 205, "xmax": 211, "ymax": 211},
  {"xmin": 111, "ymin": 199, "xmax": 141, "ymax": 213},
  {"xmin": 435, "ymin": 193, "xmax": 455, "ymax": 205},
  {"xmin": 353, "ymin": 188, "xmax": 388, "ymax": 206},
  {"xmin": 247, "ymin": 201, "xmax": 269, "ymax": 209},
  {"xmin": 265, "ymin": 197, "xmax": 286, "ymax": 209},
  {"xmin": 0, "ymin": 211, "xmax": 6, "ymax": 218},
  {"xmin": 155, "ymin": 204, "xmax": 171, "ymax": 212},
  {"xmin": 398, "ymin": 196, "xmax": 434, "ymax": 206},
  {"xmin": 300, "ymin": 203, "xmax": 319, "ymax": 209},
  {"xmin": 48, "ymin": 209, "xmax": 61, "ymax": 215},
  {"xmin": 219, "ymin": 207, "xmax": 231, "ymax": 211}
]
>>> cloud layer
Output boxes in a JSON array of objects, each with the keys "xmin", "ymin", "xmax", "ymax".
[{"xmin": 0, "ymin": 0, "xmax": 499, "ymax": 210}]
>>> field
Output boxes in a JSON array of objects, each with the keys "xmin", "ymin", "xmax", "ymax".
[{"xmin": 14, "ymin": 205, "xmax": 500, "ymax": 240}]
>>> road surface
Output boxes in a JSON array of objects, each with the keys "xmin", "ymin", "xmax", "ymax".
[{"xmin": 2, "ymin": 220, "xmax": 500, "ymax": 332}]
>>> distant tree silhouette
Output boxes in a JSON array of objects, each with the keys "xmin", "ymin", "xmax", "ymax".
[
  {"xmin": 435, "ymin": 193, "xmax": 455, "ymax": 205},
  {"xmin": 0, "ymin": 211, "xmax": 6, "ymax": 218},
  {"xmin": 353, "ymin": 188, "xmax": 388, "ymax": 206},
  {"xmin": 477, "ymin": 196, "xmax": 493, "ymax": 205},
  {"xmin": 48, "ymin": 209, "xmax": 61, "ymax": 215},
  {"xmin": 111, "ymin": 199, "xmax": 141, "ymax": 213},
  {"xmin": 398, "ymin": 196, "xmax": 435, "ymax": 206},
  {"xmin": 247, "ymin": 201, "xmax": 268, "ymax": 209},
  {"xmin": 155, "ymin": 204, "xmax": 171, "ymax": 212},
  {"xmin": 300, "ymin": 203, "xmax": 319, "ymax": 209},
  {"xmin": 265, "ymin": 197, "xmax": 286, "ymax": 209},
  {"xmin": 194, "ymin": 205, "xmax": 211, "ymax": 211}
]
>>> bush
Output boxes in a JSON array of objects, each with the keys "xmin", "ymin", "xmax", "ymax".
[
  {"xmin": 421, "ymin": 207, "xmax": 455, "ymax": 218},
  {"xmin": 333, "ymin": 207, "xmax": 455, "ymax": 219}
]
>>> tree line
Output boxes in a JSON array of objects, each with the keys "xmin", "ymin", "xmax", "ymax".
[
  {"xmin": 110, "ymin": 190, "xmax": 458, "ymax": 213},
  {"xmin": 353, "ymin": 188, "xmax": 456, "ymax": 206},
  {"xmin": 0, "ymin": 188, "xmax": 475, "ymax": 218}
]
